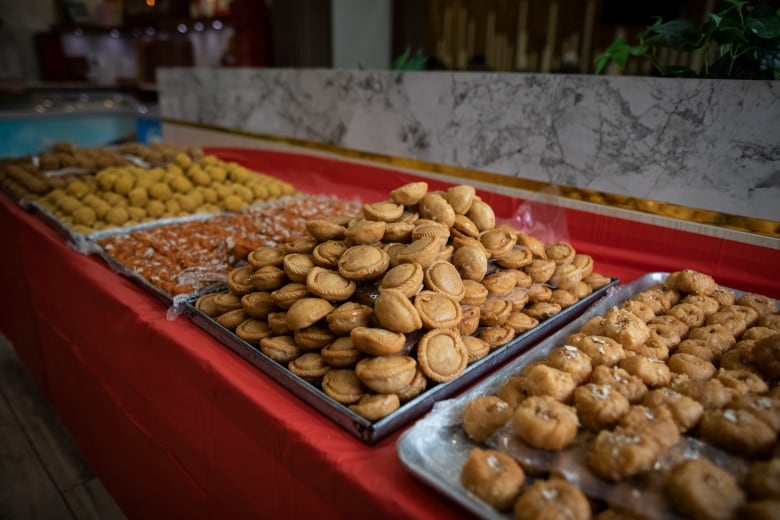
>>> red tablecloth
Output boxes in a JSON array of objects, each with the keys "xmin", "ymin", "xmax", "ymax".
[{"xmin": 1, "ymin": 148, "xmax": 778, "ymax": 519}]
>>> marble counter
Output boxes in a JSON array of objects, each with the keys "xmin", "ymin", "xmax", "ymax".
[{"xmin": 158, "ymin": 69, "xmax": 780, "ymax": 221}]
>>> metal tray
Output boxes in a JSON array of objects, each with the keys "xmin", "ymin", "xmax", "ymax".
[
  {"xmin": 396, "ymin": 272, "xmax": 776, "ymax": 518},
  {"xmin": 186, "ymin": 277, "xmax": 618, "ymax": 445}
]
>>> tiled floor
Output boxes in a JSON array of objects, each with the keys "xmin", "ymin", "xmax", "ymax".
[{"xmin": 0, "ymin": 335, "xmax": 126, "ymax": 520}]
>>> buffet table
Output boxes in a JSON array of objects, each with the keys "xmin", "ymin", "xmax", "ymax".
[{"xmin": 1, "ymin": 147, "xmax": 778, "ymax": 519}]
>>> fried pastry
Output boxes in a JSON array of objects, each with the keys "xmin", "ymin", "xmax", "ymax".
[
  {"xmin": 288, "ymin": 353, "xmax": 330, "ymax": 385},
  {"xmin": 350, "ymin": 326, "xmax": 406, "ymax": 356},
  {"xmin": 348, "ymin": 393, "xmax": 400, "ymax": 421},
  {"xmin": 513, "ymin": 478, "xmax": 591, "ymax": 520},
  {"xmin": 259, "ymin": 335, "xmax": 301, "ymax": 364},
  {"xmin": 235, "ymin": 318, "xmax": 273, "ymax": 344},
  {"xmin": 699, "ymin": 408, "xmax": 776, "ymax": 458},
  {"xmin": 306, "ymin": 266, "xmax": 356, "ymax": 302},
  {"xmin": 460, "ymin": 448, "xmax": 525, "ymax": 511},
  {"xmin": 354, "ymin": 355, "xmax": 417, "ymax": 394},
  {"xmin": 417, "ymin": 328, "xmax": 468, "ymax": 383},
  {"xmin": 320, "ymin": 336, "xmax": 364, "ymax": 368},
  {"xmin": 379, "ymin": 262, "xmax": 424, "ymax": 298},
  {"xmin": 462, "ymin": 396, "xmax": 513, "ymax": 443},
  {"xmin": 512, "ymin": 395, "xmax": 579, "ymax": 450},
  {"xmin": 337, "ymin": 245, "xmax": 390, "ymax": 281},
  {"xmin": 326, "ymin": 302, "xmax": 373, "ymax": 336},
  {"xmin": 414, "ymin": 290, "xmax": 462, "ymax": 329},
  {"xmin": 321, "ymin": 368, "xmax": 366, "ymax": 404},
  {"xmin": 665, "ymin": 458, "xmax": 745, "ymax": 520},
  {"xmin": 285, "ymin": 297, "xmax": 334, "ymax": 330},
  {"xmin": 270, "ymin": 283, "xmax": 310, "ymax": 309},
  {"xmin": 227, "ymin": 264, "xmax": 256, "ymax": 295},
  {"xmin": 574, "ymin": 383, "xmax": 630, "ymax": 431},
  {"xmin": 373, "ymin": 289, "xmax": 423, "ymax": 333},
  {"xmin": 390, "ymin": 181, "xmax": 427, "ymax": 206}
]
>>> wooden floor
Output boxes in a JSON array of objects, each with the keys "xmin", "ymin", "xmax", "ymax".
[{"xmin": 0, "ymin": 335, "xmax": 126, "ymax": 520}]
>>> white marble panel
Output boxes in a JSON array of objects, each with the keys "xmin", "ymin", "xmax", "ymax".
[{"xmin": 158, "ymin": 69, "xmax": 780, "ymax": 221}]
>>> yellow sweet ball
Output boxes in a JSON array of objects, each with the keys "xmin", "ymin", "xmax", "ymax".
[
  {"xmin": 251, "ymin": 184, "xmax": 269, "ymax": 200},
  {"xmin": 47, "ymin": 188, "xmax": 66, "ymax": 202},
  {"xmin": 128, "ymin": 187, "xmax": 148, "ymax": 207},
  {"xmin": 228, "ymin": 165, "xmax": 250, "ymax": 183},
  {"xmin": 113, "ymin": 175, "xmax": 135, "ymax": 195},
  {"xmin": 105, "ymin": 207, "xmax": 129, "ymax": 226},
  {"xmin": 146, "ymin": 200, "xmax": 166, "ymax": 218},
  {"xmin": 166, "ymin": 163, "xmax": 184, "ymax": 176},
  {"xmin": 232, "ymin": 184, "xmax": 254, "ymax": 203},
  {"xmin": 207, "ymin": 166, "xmax": 227, "ymax": 182},
  {"xmin": 162, "ymin": 170, "xmax": 182, "ymax": 185},
  {"xmin": 281, "ymin": 183, "xmax": 296, "ymax": 195},
  {"xmin": 71, "ymin": 224, "xmax": 93, "ymax": 235},
  {"xmin": 215, "ymin": 185, "xmax": 232, "ymax": 201},
  {"xmin": 103, "ymin": 192, "xmax": 127, "ymax": 207},
  {"xmin": 82, "ymin": 193, "xmax": 101, "ymax": 207},
  {"xmin": 189, "ymin": 167, "xmax": 211, "ymax": 186},
  {"xmin": 135, "ymin": 176, "xmax": 154, "ymax": 190},
  {"xmin": 170, "ymin": 175, "xmax": 193, "ymax": 193},
  {"xmin": 94, "ymin": 201, "xmax": 111, "ymax": 219},
  {"xmin": 199, "ymin": 187, "xmax": 218, "ymax": 203},
  {"xmin": 149, "ymin": 182, "xmax": 173, "ymax": 201},
  {"xmin": 97, "ymin": 172, "xmax": 118, "ymax": 191},
  {"xmin": 166, "ymin": 199, "xmax": 181, "ymax": 214},
  {"xmin": 201, "ymin": 203, "xmax": 221, "ymax": 213},
  {"xmin": 67, "ymin": 180, "xmax": 90, "ymax": 199},
  {"xmin": 268, "ymin": 183, "xmax": 282, "ymax": 198},
  {"xmin": 72, "ymin": 205, "xmax": 97, "ymax": 227},
  {"xmin": 178, "ymin": 194, "xmax": 198, "ymax": 212},
  {"xmin": 200, "ymin": 154, "xmax": 219, "ymax": 166},
  {"xmin": 188, "ymin": 189, "xmax": 204, "ymax": 206},
  {"xmin": 58, "ymin": 195, "xmax": 81, "ymax": 214},
  {"xmin": 147, "ymin": 168, "xmax": 165, "ymax": 182},
  {"xmin": 128, "ymin": 206, "xmax": 147, "ymax": 221},
  {"xmin": 174, "ymin": 152, "xmax": 192, "ymax": 169},
  {"xmin": 223, "ymin": 194, "xmax": 243, "ymax": 211}
]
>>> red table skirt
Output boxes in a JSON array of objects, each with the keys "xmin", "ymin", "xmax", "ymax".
[{"xmin": 1, "ymin": 147, "xmax": 778, "ymax": 519}]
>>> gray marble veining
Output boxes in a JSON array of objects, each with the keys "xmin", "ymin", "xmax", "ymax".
[{"xmin": 158, "ymin": 68, "xmax": 780, "ymax": 220}]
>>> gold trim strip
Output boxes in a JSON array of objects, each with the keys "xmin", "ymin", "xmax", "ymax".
[{"xmin": 163, "ymin": 118, "xmax": 780, "ymax": 239}]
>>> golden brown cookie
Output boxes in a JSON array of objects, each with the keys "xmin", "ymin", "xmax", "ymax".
[
  {"xmin": 321, "ymin": 368, "xmax": 366, "ymax": 404},
  {"xmin": 460, "ymin": 448, "xmax": 525, "ymax": 511},
  {"xmin": 337, "ymin": 245, "xmax": 390, "ymax": 281},
  {"xmin": 320, "ymin": 336, "xmax": 364, "ymax": 368},
  {"xmin": 414, "ymin": 290, "xmax": 463, "ymax": 329},
  {"xmin": 379, "ymin": 262, "xmax": 424, "ymax": 298},
  {"xmin": 305, "ymin": 266, "xmax": 356, "ymax": 302},
  {"xmin": 512, "ymin": 395, "xmax": 579, "ymax": 450},
  {"xmin": 259, "ymin": 335, "xmax": 301, "ymax": 364}
]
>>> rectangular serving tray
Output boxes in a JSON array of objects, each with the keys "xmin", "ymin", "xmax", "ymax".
[
  {"xmin": 395, "ymin": 272, "xmax": 777, "ymax": 518},
  {"xmin": 186, "ymin": 276, "xmax": 618, "ymax": 445}
]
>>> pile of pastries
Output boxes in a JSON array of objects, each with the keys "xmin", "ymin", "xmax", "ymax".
[
  {"xmin": 36, "ymin": 153, "xmax": 296, "ymax": 234},
  {"xmin": 196, "ymin": 181, "xmax": 611, "ymax": 421},
  {"xmin": 117, "ymin": 141, "xmax": 204, "ymax": 166},
  {"xmin": 459, "ymin": 269, "xmax": 780, "ymax": 519},
  {"xmin": 37, "ymin": 142, "xmax": 133, "ymax": 171}
]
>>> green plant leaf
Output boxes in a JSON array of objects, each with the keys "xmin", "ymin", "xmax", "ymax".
[
  {"xmin": 391, "ymin": 47, "xmax": 411, "ymax": 70},
  {"xmin": 708, "ymin": 13, "xmax": 723, "ymax": 27},
  {"xmin": 646, "ymin": 19, "xmax": 703, "ymax": 51},
  {"xmin": 746, "ymin": 14, "xmax": 780, "ymax": 39}
]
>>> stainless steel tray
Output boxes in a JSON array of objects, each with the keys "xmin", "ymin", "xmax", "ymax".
[
  {"xmin": 396, "ymin": 272, "xmax": 775, "ymax": 518},
  {"xmin": 186, "ymin": 277, "xmax": 618, "ymax": 445}
]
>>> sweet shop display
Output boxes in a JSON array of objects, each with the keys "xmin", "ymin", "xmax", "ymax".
[
  {"xmin": 189, "ymin": 181, "xmax": 615, "ymax": 442},
  {"xmin": 97, "ymin": 196, "xmax": 362, "ymax": 297},
  {"xmin": 398, "ymin": 270, "xmax": 779, "ymax": 520}
]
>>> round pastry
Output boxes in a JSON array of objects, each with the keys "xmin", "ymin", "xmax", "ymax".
[
  {"xmin": 572, "ymin": 253, "xmax": 594, "ymax": 278},
  {"xmin": 270, "ymin": 283, "xmax": 310, "ymax": 309},
  {"xmin": 580, "ymin": 317, "xmax": 605, "ymax": 336},
  {"xmin": 722, "ymin": 304, "xmax": 760, "ymax": 328},
  {"xmin": 665, "ymin": 459, "xmax": 745, "ymax": 520},
  {"xmin": 337, "ymin": 245, "xmax": 390, "ymax": 281},
  {"xmin": 395, "ymin": 366, "xmax": 428, "ymax": 402},
  {"xmin": 348, "ymin": 393, "xmax": 400, "ymax": 421},
  {"xmin": 670, "ymin": 376, "xmax": 734, "ymax": 410},
  {"xmin": 326, "ymin": 302, "xmax": 373, "ymax": 336},
  {"xmin": 505, "ymin": 311, "xmax": 539, "ymax": 334},
  {"xmin": 649, "ymin": 313, "xmax": 689, "ymax": 338},
  {"xmin": 730, "ymin": 394, "xmax": 780, "ymax": 432},
  {"xmin": 321, "ymin": 336, "xmax": 364, "ymax": 368},
  {"xmin": 235, "ymin": 318, "xmax": 273, "ymax": 344},
  {"xmin": 511, "ymin": 395, "xmax": 579, "ymax": 450},
  {"xmin": 584, "ymin": 273, "xmax": 612, "ymax": 290},
  {"xmin": 396, "ymin": 236, "xmax": 442, "ymax": 268},
  {"xmin": 445, "ymin": 184, "xmax": 476, "ymax": 214},
  {"xmin": 688, "ymin": 324, "xmax": 736, "ymax": 353},
  {"xmin": 545, "ymin": 242, "xmax": 576, "ymax": 265},
  {"xmin": 477, "ymin": 325, "xmax": 515, "ymax": 349},
  {"xmin": 737, "ymin": 293, "xmax": 778, "ymax": 317},
  {"xmin": 515, "ymin": 232, "xmax": 546, "ymax": 259},
  {"xmin": 519, "ymin": 364, "xmax": 577, "ymax": 403},
  {"xmin": 267, "ymin": 311, "xmax": 291, "ymax": 335},
  {"xmin": 288, "ymin": 353, "xmax": 330, "ymax": 385},
  {"xmin": 312, "ymin": 240, "xmax": 349, "ymax": 269},
  {"xmin": 321, "ymin": 368, "xmax": 366, "ymax": 404},
  {"xmin": 294, "ymin": 324, "xmax": 335, "ymax": 351},
  {"xmin": 480, "ymin": 227, "xmax": 516, "ymax": 258},
  {"xmin": 495, "ymin": 245, "xmax": 534, "ymax": 269},
  {"xmin": 417, "ymin": 328, "xmax": 468, "ymax": 383},
  {"xmin": 709, "ymin": 287, "xmax": 737, "ymax": 307},
  {"xmin": 682, "ymin": 294, "xmax": 720, "ymax": 316},
  {"xmin": 742, "ymin": 326, "xmax": 778, "ymax": 341},
  {"xmin": 241, "ymin": 291, "xmax": 276, "ymax": 320},
  {"xmin": 216, "ymin": 308, "xmax": 248, "ymax": 330},
  {"xmin": 706, "ymin": 311, "xmax": 748, "ymax": 337},
  {"xmin": 454, "ymin": 304, "xmax": 478, "ymax": 336},
  {"xmin": 482, "ymin": 270, "xmax": 519, "ymax": 298},
  {"xmin": 259, "ymin": 335, "xmax": 301, "ymax": 364},
  {"xmin": 634, "ymin": 290, "xmax": 673, "ymax": 315},
  {"xmin": 195, "ymin": 293, "xmax": 223, "ymax": 317},
  {"xmin": 752, "ymin": 334, "xmax": 780, "ymax": 379},
  {"xmin": 285, "ymin": 297, "xmax": 334, "ymax": 330},
  {"xmin": 574, "ymin": 383, "xmax": 630, "ymax": 431},
  {"xmin": 717, "ymin": 368, "xmax": 769, "ymax": 397},
  {"xmin": 676, "ymin": 339, "xmax": 719, "ymax": 363},
  {"xmin": 759, "ymin": 313, "xmax": 780, "ymax": 330},
  {"xmin": 466, "ymin": 199, "xmax": 496, "ymax": 231},
  {"xmin": 379, "ymin": 262, "xmax": 424, "ymax": 298},
  {"xmin": 603, "ymin": 306, "xmax": 650, "ymax": 351},
  {"xmin": 700, "ymin": 408, "xmax": 776, "ymax": 458},
  {"xmin": 550, "ymin": 289, "xmax": 579, "ymax": 309},
  {"xmin": 642, "ymin": 388, "xmax": 704, "ymax": 432},
  {"xmin": 745, "ymin": 458, "xmax": 780, "ymax": 500},
  {"xmin": 283, "ymin": 237, "xmax": 317, "ymax": 254},
  {"xmin": 363, "ymin": 200, "xmax": 404, "ymax": 222},
  {"xmin": 526, "ymin": 259, "xmax": 556, "ymax": 284},
  {"xmin": 305, "ymin": 267, "xmax": 356, "ymax": 302},
  {"xmin": 665, "ymin": 269, "xmax": 717, "ymax": 296},
  {"xmin": 496, "ymin": 376, "xmax": 527, "ymax": 409},
  {"xmin": 460, "ymin": 448, "xmax": 525, "ymax": 511},
  {"xmin": 667, "ymin": 302, "xmax": 707, "ymax": 329},
  {"xmin": 480, "ymin": 299, "xmax": 514, "ymax": 327},
  {"xmin": 414, "ymin": 290, "xmax": 462, "ymax": 329},
  {"xmin": 568, "ymin": 335, "xmax": 626, "ymax": 367},
  {"xmin": 452, "ymin": 246, "xmax": 489, "ymax": 282},
  {"xmin": 424, "ymin": 261, "xmax": 465, "ymax": 301},
  {"xmin": 383, "ymin": 221, "xmax": 414, "ymax": 242},
  {"xmin": 227, "ymin": 264, "xmax": 256, "ymax": 295},
  {"xmin": 412, "ymin": 220, "xmax": 450, "ymax": 242},
  {"xmin": 462, "ymin": 395, "xmax": 514, "ymax": 443},
  {"xmin": 350, "ymin": 326, "xmax": 406, "ymax": 356},
  {"xmin": 462, "ymin": 335, "xmax": 490, "ymax": 364},
  {"xmin": 738, "ymin": 500, "xmax": 780, "ymax": 520},
  {"xmin": 589, "ymin": 365, "xmax": 648, "ymax": 404},
  {"xmin": 418, "ymin": 192, "xmax": 456, "ymax": 227},
  {"xmin": 620, "ymin": 299, "xmax": 656, "ymax": 323},
  {"xmin": 586, "ymin": 427, "xmax": 661, "ymax": 480},
  {"xmin": 344, "ymin": 218, "xmax": 386, "ymax": 244},
  {"xmin": 618, "ymin": 405, "xmax": 680, "ymax": 450},
  {"xmin": 390, "ymin": 181, "xmax": 427, "ymax": 206},
  {"xmin": 249, "ymin": 265, "xmax": 287, "ymax": 292},
  {"xmin": 618, "ymin": 356, "xmax": 671, "ymax": 388},
  {"xmin": 354, "ymin": 355, "xmax": 417, "ymax": 394},
  {"xmin": 545, "ymin": 345, "xmax": 593, "ymax": 384},
  {"xmin": 668, "ymin": 353, "xmax": 717, "ymax": 381},
  {"xmin": 549, "ymin": 263, "xmax": 583, "ymax": 290},
  {"xmin": 513, "ymin": 478, "xmax": 591, "ymax": 520},
  {"xmin": 305, "ymin": 218, "xmax": 346, "ymax": 241},
  {"xmin": 526, "ymin": 283, "xmax": 553, "ymax": 303},
  {"xmin": 524, "ymin": 302, "xmax": 562, "ymax": 320},
  {"xmin": 373, "ymin": 289, "xmax": 423, "ymax": 333},
  {"xmin": 451, "ymin": 213, "xmax": 481, "ymax": 239},
  {"xmin": 719, "ymin": 344, "xmax": 757, "ymax": 372}
]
